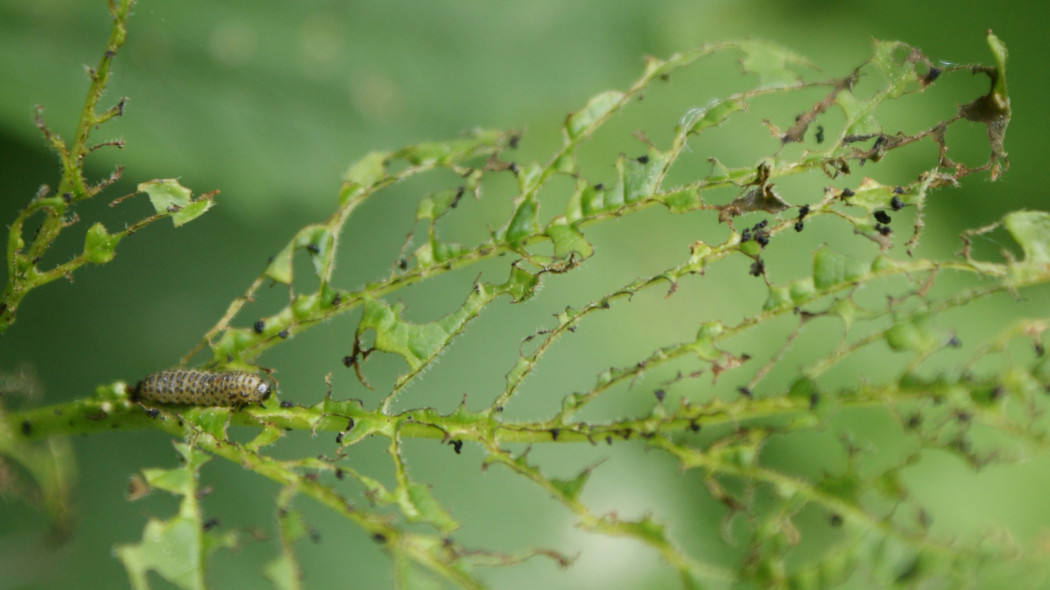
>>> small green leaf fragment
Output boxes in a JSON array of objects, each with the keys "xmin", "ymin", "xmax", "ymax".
[
  {"xmin": 737, "ymin": 39, "xmax": 811, "ymax": 88},
  {"xmin": 416, "ymin": 188, "xmax": 462, "ymax": 221},
  {"xmin": 403, "ymin": 482, "xmax": 458, "ymax": 533},
  {"xmin": 210, "ymin": 328, "xmax": 255, "ymax": 362},
  {"xmin": 848, "ymin": 178, "xmax": 895, "ymax": 210},
  {"xmin": 171, "ymin": 200, "xmax": 213, "ymax": 227},
  {"xmin": 415, "ymin": 194, "xmax": 438, "ymax": 221},
  {"xmin": 116, "ymin": 518, "xmax": 207, "ymax": 590},
  {"xmin": 184, "ymin": 408, "xmax": 232, "ymax": 440},
  {"xmin": 885, "ymin": 314, "xmax": 937, "ymax": 353},
  {"xmin": 263, "ymin": 554, "xmax": 302, "ymax": 590},
  {"xmin": 291, "ymin": 292, "xmax": 319, "ymax": 320},
  {"xmin": 546, "ymin": 221, "xmax": 593, "ymax": 259},
  {"xmin": 692, "ymin": 321, "xmax": 724, "ymax": 360},
  {"xmin": 688, "ymin": 241, "xmax": 712, "ymax": 267},
  {"xmin": 246, "ymin": 425, "xmax": 285, "ymax": 452},
  {"xmin": 870, "ymin": 40, "xmax": 921, "ymax": 98},
  {"xmin": 138, "ymin": 179, "xmax": 213, "ymax": 227},
  {"xmin": 621, "ymin": 150, "xmax": 666, "ymax": 203},
  {"xmin": 505, "ymin": 197, "xmax": 539, "ymax": 248},
  {"xmin": 295, "ymin": 225, "xmax": 335, "ymax": 279},
  {"xmin": 343, "ymin": 151, "xmax": 390, "ymax": 188},
  {"xmin": 870, "ymin": 255, "xmax": 901, "ymax": 273},
  {"xmin": 430, "ymin": 240, "xmax": 467, "ymax": 264},
  {"xmin": 501, "ymin": 265, "xmax": 540, "ymax": 303},
  {"xmin": 722, "ymin": 185, "xmax": 791, "ymax": 217},
  {"xmin": 884, "ymin": 323, "xmax": 919, "ymax": 352},
  {"xmin": 83, "ymin": 222, "xmax": 120, "ymax": 263},
  {"xmin": 551, "ymin": 468, "xmax": 593, "ymax": 502},
  {"xmin": 621, "ymin": 517, "xmax": 667, "ymax": 546},
  {"xmin": 986, "ymin": 30, "xmax": 1009, "ymax": 100},
  {"xmin": 265, "ymin": 242, "xmax": 295, "ymax": 285},
  {"xmin": 696, "ymin": 321, "xmax": 724, "ymax": 340},
  {"xmin": 969, "ymin": 385, "xmax": 1004, "ymax": 406},
  {"xmin": 764, "ymin": 284, "xmax": 792, "ymax": 310},
  {"xmin": 681, "ymin": 98, "xmax": 746, "ymax": 135},
  {"xmin": 1003, "ymin": 210, "xmax": 1050, "ymax": 264},
  {"xmin": 817, "ymin": 471, "xmax": 862, "ymax": 503},
  {"xmin": 116, "ymin": 444, "xmax": 233, "ymax": 590},
  {"xmin": 565, "ymin": 91, "xmax": 624, "ymax": 140},
  {"xmin": 739, "ymin": 239, "xmax": 761, "ymax": 257},
  {"xmin": 139, "ymin": 178, "xmax": 191, "ymax": 212},
  {"xmin": 357, "ymin": 298, "xmax": 453, "ymax": 372},
  {"xmin": 788, "ymin": 376, "xmax": 820, "ymax": 401},
  {"xmin": 837, "ymin": 91, "xmax": 880, "ymax": 137},
  {"xmin": 659, "ymin": 187, "xmax": 700, "ymax": 213},
  {"xmin": 515, "ymin": 162, "xmax": 544, "ymax": 194},
  {"xmin": 789, "ymin": 278, "xmax": 816, "ymax": 303},
  {"xmin": 579, "ymin": 183, "xmax": 606, "ymax": 217},
  {"xmin": 813, "ymin": 247, "xmax": 868, "ymax": 290}
]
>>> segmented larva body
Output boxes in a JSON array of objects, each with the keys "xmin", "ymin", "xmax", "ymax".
[{"xmin": 132, "ymin": 370, "xmax": 270, "ymax": 407}]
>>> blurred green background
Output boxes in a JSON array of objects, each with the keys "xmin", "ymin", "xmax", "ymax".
[{"xmin": 2, "ymin": 1, "xmax": 1048, "ymax": 588}]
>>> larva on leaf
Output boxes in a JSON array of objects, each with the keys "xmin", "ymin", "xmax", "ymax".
[{"xmin": 131, "ymin": 370, "xmax": 271, "ymax": 407}]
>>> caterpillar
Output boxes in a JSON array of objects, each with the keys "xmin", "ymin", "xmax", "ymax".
[{"xmin": 131, "ymin": 370, "xmax": 271, "ymax": 407}]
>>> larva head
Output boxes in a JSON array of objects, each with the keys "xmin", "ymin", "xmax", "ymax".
[
  {"xmin": 228, "ymin": 372, "xmax": 271, "ymax": 405},
  {"xmin": 254, "ymin": 379, "xmax": 272, "ymax": 401}
]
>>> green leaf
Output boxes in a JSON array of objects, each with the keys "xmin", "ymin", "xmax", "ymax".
[
  {"xmin": 115, "ymin": 444, "xmax": 236, "ymax": 590},
  {"xmin": 813, "ymin": 247, "xmax": 868, "ymax": 290},
  {"xmin": 413, "ymin": 238, "xmax": 467, "ymax": 268},
  {"xmin": 550, "ymin": 467, "xmax": 593, "ymax": 502},
  {"xmin": 1003, "ymin": 210, "xmax": 1050, "ymax": 264},
  {"xmin": 836, "ymin": 90, "xmax": 880, "ymax": 138},
  {"xmin": 83, "ymin": 222, "xmax": 120, "ymax": 263},
  {"xmin": 357, "ymin": 297, "xmax": 473, "ymax": 373},
  {"xmin": 500, "ymin": 264, "xmax": 540, "ymax": 303},
  {"xmin": 263, "ymin": 225, "xmax": 336, "ymax": 285},
  {"xmin": 137, "ymin": 179, "xmax": 213, "ymax": 227},
  {"xmin": 296, "ymin": 225, "xmax": 335, "ymax": 279},
  {"xmin": 546, "ymin": 221, "xmax": 593, "ymax": 259},
  {"xmin": 263, "ymin": 554, "xmax": 302, "ymax": 590},
  {"xmin": 263, "ymin": 506, "xmax": 310, "ymax": 590},
  {"xmin": 566, "ymin": 181, "xmax": 608, "ymax": 219},
  {"xmin": 986, "ymin": 30, "xmax": 1009, "ymax": 101},
  {"xmin": 659, "ymin": 187, "xmax": 701, "ymax": 213},
  {"xmin": 885, "ymin": 314, "xmax": 938, "ymax": 353},
  {"xmin": 870, "ymin": 40, "xmax": 922, "ymax": 99},
  {"xmin": 140, "ymin": 443, "xmax": 210, "ymax": 495},
  {"xmin": 400, "ymin": 130, "xmax": 505, "ymax": 166},
  {"xmin": 402, "ymin": 482, "xmax": 458, "ymax": 533},
  {"xmin": 845, "ymin": 178, "xmax": 896, "ymax": 210},
  {"xmin": 116, "ymin": 518, "xmax": 209, "ymax": 590},
  {"xmin": 505, "ymin": 197, "xmax": 539, "ymax": 248},
  {"xmin": 736, "ymin": 40, "xmax": 812, "ymax": 88},
  {"xmin": 265, "ymin": 241, "xmax": 295, "ymax": 285},
  {"xmin": 343, "ymin": 151, "xmax": 390, "ymax": 188},
  {"xmin": 564, "ymin": 90, "xmax": 624, "ymax": 140},
  {"xmin": 416, "ymin": 188, "xmax": 462, "ymax": 221},
  {"xmin": 680, "ymin": 98, "xmax": 746, "ymax": 135},
  {"xmin": 619, "ymin": 516, "xmax": 669, "ymax": 546},
  {"xmin": 617, "ymin": 149, "xmax": 666, "ymax": 204}
]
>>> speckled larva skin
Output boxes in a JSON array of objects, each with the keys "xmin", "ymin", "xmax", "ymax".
[{"xmin": 132, "ymin": 370, "xmax": 270, "ymax": 406}]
